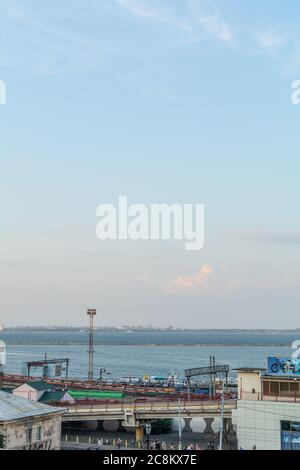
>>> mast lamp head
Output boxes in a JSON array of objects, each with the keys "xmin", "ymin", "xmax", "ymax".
[{"xmin": 87, "ymin": 308, "xmax": 96, "ymax": 316}]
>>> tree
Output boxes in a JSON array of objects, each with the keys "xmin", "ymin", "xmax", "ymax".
[{"xmin": 0, "ymin": 431, "xmax": 6, "ymax": 449}]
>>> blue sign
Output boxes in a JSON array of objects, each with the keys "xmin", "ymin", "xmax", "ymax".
[{"xmin": 268, "ymin": 357, "xmax": 300, "ymax": 376}]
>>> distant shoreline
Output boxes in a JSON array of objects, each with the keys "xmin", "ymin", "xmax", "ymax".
[
  {"xmin": 1, "ymin": 329, "xmax": 299, "ymax": 347},
  {"xmin": 2, "ymin": 328, "xmax": 300, "ymax": 333},
  {"xmin": 3, "ymin": 342, "xmax": 293, "ymax": 347}
]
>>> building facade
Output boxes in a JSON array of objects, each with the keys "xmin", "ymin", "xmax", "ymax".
[
  {"xmin": 0, "ymin": 390, "xmax": 65, "ymax": 450},
  {"xmin": 232, "ymin": 367, "xmax": 300, "ymax": 450}
]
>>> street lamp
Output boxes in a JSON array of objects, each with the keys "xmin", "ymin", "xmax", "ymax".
[
  {"xmin": 99, "ymin": 368, "xmax": 111, "ymax": 390},
  {"xmin": 145, "ymin": 423, "xmax": 152, "ymax": 450},
  {"xmin": 178, "ymin": 398, "xmax": 182, "ymax": 450}
]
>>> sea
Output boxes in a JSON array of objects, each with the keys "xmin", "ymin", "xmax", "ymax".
[{"xmin": 0, "ymin": 330, "xmax": 299, "ymax": 380}]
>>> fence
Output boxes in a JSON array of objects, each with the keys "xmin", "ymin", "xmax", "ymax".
[
  {"xmin": 61, "ymin": 433, "xmax": 203, "ymax": 450},
  {"xmin": 240, "ymin": 390, "xmax": 300, "ymax": 403}
]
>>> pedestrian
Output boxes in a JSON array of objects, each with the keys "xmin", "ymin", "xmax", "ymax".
[
  {"xmin": 116, "ymin": 438, "xmax": 122, "ymax": 450},
  {"xmin": 154, "ymin": 439, "xmax": 160, "ymax": 450}
]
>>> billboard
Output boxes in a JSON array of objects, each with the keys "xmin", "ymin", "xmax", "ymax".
[{"xmin": 268, "ymin": 357, "xmax": 300, "ymax": 376}]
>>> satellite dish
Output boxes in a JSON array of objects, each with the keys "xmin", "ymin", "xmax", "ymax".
[{"xmin": 0, "ymin": 340, "xmax": 6, "ymax": 366}]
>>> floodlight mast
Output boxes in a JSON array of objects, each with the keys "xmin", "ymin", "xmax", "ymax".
[{"xmin": 87, "ymin": 308, "xmax": 96, "ymax": 381}]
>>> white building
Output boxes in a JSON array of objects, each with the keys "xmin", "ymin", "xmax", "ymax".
[
  {"xmin": 232, "ymin": 367, "xmax": 300, "ymax": 450},
  {"xmin": 0, "ymin": 390, "xmax": 65, "ymax": 450}
]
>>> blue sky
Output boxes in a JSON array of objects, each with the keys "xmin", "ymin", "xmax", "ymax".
[{"xmin": 0, "ymin": 0, "xmax": 300, "ymax": 327}]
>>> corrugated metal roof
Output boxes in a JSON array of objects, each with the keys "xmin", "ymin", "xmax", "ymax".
[{"xmin": 0, "ymin": 391, "xmax": 64, "ymax": 422}]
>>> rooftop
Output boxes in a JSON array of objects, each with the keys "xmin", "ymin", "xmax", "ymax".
[
  {"xmin": 21, "ymin": 381, "xmax": 52, "ymax": 391},
  {"xmin": 38, "ymin": 391, "xmax": 67, "ymax": 404},
  {"xmin": 234, "ymin": 367, "xmax": 267, "ymax": 372},
  {"xmin": 0, "ymin": 390, "xmax": 64, "ymax": 422}
]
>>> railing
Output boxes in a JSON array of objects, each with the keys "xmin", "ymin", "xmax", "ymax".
[
  {"xmin": 62, "ymin": 434, "xmax": 138, "ymax": 448},
  {"xmin": 62, "ymin": 433, "xmax": 206, "ymax": 450},
  {"xmin": 62, "ymin": 398, "xmax": 236, "ymax": 418},
  {"xmin": 240, "ymin": 390, "xmax": 300, "ymax": 403}
]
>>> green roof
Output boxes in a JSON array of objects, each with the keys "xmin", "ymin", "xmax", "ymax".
[
  {"xmin": 69, "ymin": 390, "xmax": 125, "ymax": 399},
  {"xmin": 25, "ymin": 381, "xmax": 52, "ymax": 391},
  {"xmin": 38, "ymin": 391, "xmax": 67, "ymax": 403}
]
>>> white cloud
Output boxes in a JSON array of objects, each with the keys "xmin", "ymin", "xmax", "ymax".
[
  {"xmin": 257, "ymin": 32, "xmax": 286, "ymax": 50},
  {"xmin": 116, "ymin": 0, "xmax": 155, "ymax": 18},
  {"xmin": 164, "ymin": 263, "xmax": 242, "ymax": 295},
  {"xmin": 188, "ymin": 0, "xmax": 233, "ymax": 45},
  {"xmin": 136, "ymin": 274, "xmax": 150, "ymax": 283},
  {"xmin": 116, "ymin": 0, "xmax": 234, "ymax": 45},
  {"xmin": 164, "ymin": 264, "xmax": 214, "ymax": 294},
  {"xmin": 198, "ymin": 14, "xmax": 232, "ymax": 43}
]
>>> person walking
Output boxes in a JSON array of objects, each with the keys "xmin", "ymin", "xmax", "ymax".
[{"xmin": 116, "ymin": 438, "xmax": 122, "ymax": 450}]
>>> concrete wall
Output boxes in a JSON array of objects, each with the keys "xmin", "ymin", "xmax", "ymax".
[
  {"xmin": 13, "ymin": 384, "xmax": 45, "ymax": 401},
  {"xmin": 237, "ymin": 372, "xmax": 261, "ymax": 400},
  {"xmin": 232, "ymin": 399, "xmax": 300, "ymax": 450},
  {"xmin": 61, "ymin": 393, "xmax": 75, "ymax": 404},
  {"xmin": 0, "ymin": 413, "xmax": 63, "ymax": 450}
]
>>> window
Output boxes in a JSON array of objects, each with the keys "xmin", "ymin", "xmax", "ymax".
[
  {"xmin": 36, "ymin": 427, "xmax": 42, "ymax": 441},
  {"xmin": 291, "ymin": 422, "xmax": 300, "ymax": 432},
  {"xmin": 280, "ymin": 382, "xmax": 289, "ymax": 395},
  {"xmin": 290, "ymin": 382, "xmax": 299, "ymax": 395},
  {"xmin": 270, "ymin": 381, "xmax": 279, "ymax": 395},
  {"xmin": 263, "ymin": 381, "xmax": 270, "ymax": 396},
  {"xmin": 281, "ymin": 421, "xmax": 300, "ymax": 432},
  {"xmin": 26, "ymin": 428, "xmax": 32, "ymax": 443},
  {"xmin": 281, "ymin": 421, "xmax": 290, "ymax": 431}
]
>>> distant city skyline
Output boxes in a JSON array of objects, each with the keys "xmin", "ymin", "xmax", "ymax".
[{"xmin": 1, "ymin": 0, "xmax": 300, "ymax": 328}]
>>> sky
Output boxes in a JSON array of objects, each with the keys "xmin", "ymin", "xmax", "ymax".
[{"xmin": 0, "ymin": 0, "xmax": 300, "ymax": 328}]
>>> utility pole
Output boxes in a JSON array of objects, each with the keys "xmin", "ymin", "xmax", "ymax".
[
  {"xmin": 87, "ymin": 308, "xmax": 96, "ymax": 381},
  {"xmin": 0, "ymin": 364, "xmax": 3, "ymax": 390},
  {"xmin": 187, "ymin": 377, "xmax": 190, "ymax": 401},
  {"xmin": 218, "ymin": 392, "xmax": 225, "ymax": 450},
  {"xmin": 178, "ymin": 398, "xmax": 182, "ymax": 450},
  {"xmin": 99, "ymin": 368, "xmax": 104, "ymax": 390},
  {"xmin": 212, "ymin": 356, "xmax": 216, "ymax": 398},
  {"xmin": 209, "ymin": 356, "xmax": 212, "ymax": 399},
  {"xmin": 0, "ymin": 340, "xmax": 5, "ymax": 389},
  {"xmin": 99, "ymin": 368, "xmax": 110, "ymax": 390}
]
